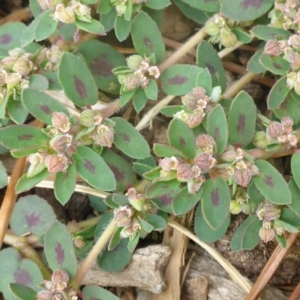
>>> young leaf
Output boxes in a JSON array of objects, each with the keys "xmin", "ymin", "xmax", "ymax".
[
  {"xmin": 207, "ymin": 104, "xmax": 228, "ymax": 155},
  {"xmin": 160, "ymin": 105, "xmax": 183, "ymax": 117},
  {"xmin": 144, "ymin": 79, "xmax": 158, "ymax": 100},
  {"xmin": 115, "ymin": 16, "xmax": 131, "ymax": 42},
  {"xmin": 133, "ymin": 87, "xmax": 148, "ymax": 112},
  {"xmin": 75, "ymin": 19, "xmax": 106, "ymax": 35},
  {"xmin": 253, "ymin": 160, "xmax": 291, "ymax": 205},
  {"xmin": 181, "ymin": 0, "xmax": 219, "ymax": 12},
  {"xmin": 112, "ymin": 117, "xmax": 150, "ymax": 159},
  {"xmin": 44, "ymin": 221, "xmax": 77, "ymax": 276},
  {"xmin": 133, "ymin": 156, "xmax": 157, "ymax": 176},
  {"xmin": 131, "ymin": 12, "xmax": 165, "ymax": 63},
  {"xmin": 108, "ymin": 227, "xmax": 123, "ymax": 251},
  {"xmin": 259, "ymin": 54, "xmax": 290, "ymax": 76},
  {"xmin": 54, "ymin": 163, "xmax": 76, "ymax": 205},
  {"xmin": 221, "ymin": 0, "xmax": 274, "ymax": 21},
  {"xmin": 10, "ymin": 195, "xmax": 56, "ymax": 236},
  {"xmin": 230, "ymin": 215, "xmax": 262, "ymax": 251},
  {"xmin": 78, "ymin": 40, "xmax": 126, "ymax": 94},
  {"xmin": 196, "ymin": 41, "xmax": 227, "ymax": 92},
  {"xmin": 120, "ymin": 90, "xmax": 135, "ymax": 107},
  {"xmin": 195, "ymin": 68, "xmax": 212, "ymax": 95},
  {"xmin": 127, "ymin": 232, "xmax": 140, "ymax": 252},
  {"xmin": 167, "ymin": 118, "xmax": 196, "ymax": 159},
  {"xmin": 0, "ymin": 125, "xmax": 48, "ymax": 149},
  {"xmin": 102, "ymin": 149, "xmax": 136, "ymax": 192},
  {"xmin": 16, "ymin": 169, "xmax": 49, "ymax": 193},
  {"xmin": 172, "ymin": 186, "xmax": 202, "ymax": 215},
  {"xmin": 145, "ymin": 180, "xmax": 180, "ymax": 199},
  {"xmin": 195, "ymin": 203, "xmax": 230, "ymax": 243},
  {"xmin": 144, "ymin": 214, "xmax": 167, "ymax": 231},
  {"xmin": 73, "ymin": 145, "xmax": 116, "ymax": 191},
  {"xmin": 228, "ymin": 91, "xmax": 256, "ymax": 147},
  {"xmin": 82, "ymin": 286, "xmax": 120, "ymax": 300},
  {"xmin": 153, "ymin": 143, "xmax": 184, "ymax": 158},
  {"xmin": 161, "ymin": 64, "xmax": 202, "ymax": 96},
  {"xmin": 288, "ymin": 179, "xmax": 300, "ymax": 217},
  {"xmin": 250, "ymin": 25, "xmax": 290, "ymax": 41},
  {"xmin": 22, "ymin": 88, "xmax": 69, "ymax": 124},
  {"xmin": 267, "ymin": 76, "xmax": 290, "ymax": 110},
  {"xmin": 280, "ymin": 207, "xmax": 300, "ymax": 228},
  {"xmin": 201, "ymin": 178, "xmax": 231, "ymax": 230},
  {"xmin": 9, "ymin": 283, "xmax": 36, "ymax": 300},
  {"xmin": 58, "ymin": 52, "xmax": 98, "ymax": 107},
  {"xmin": 7, "ymin": 97, "xmax": 28, "ymax": 125}
]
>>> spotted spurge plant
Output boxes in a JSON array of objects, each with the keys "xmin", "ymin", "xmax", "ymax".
[{"xmin": 1, "ymin": 0, "xmax": 300, "ymax": 299}]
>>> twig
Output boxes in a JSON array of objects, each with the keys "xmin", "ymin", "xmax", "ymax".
[{"xmin": 288, "ymin": 281, "xmax": 300, "ymax": 300}]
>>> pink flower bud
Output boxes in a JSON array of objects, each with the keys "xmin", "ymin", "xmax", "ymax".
[
  {"xmin": 195, "ymin": 134, "xmax": 216, "ymax": 151},
  {"xmin": 51, "ymin": 269, "xmax": 69, "ymax": 285},
  {"xmin": 264, "ymin": 40, "xmax": 282, "ymax": 56},
  {"xmin": 159, "ymin": 156, "xmax": 179, "ymax": 171},
  {"xmin": 181, "ymin": 93, "xmax": 199, "ymax": 110},
  {"xmin": 53, "ymin": 4, "xmax": 75, "ymax": 24},
  {"xmin": 194, "ymin": 152, "xmax": 215, "ymax": 173},
  {"xmin": 49, "ymin": 134, "xmax": 73, "ymax": 152},
  {"xmin": 266, "ymin": 121, "xmax": 285, "ymax": 140},
  {"xmin": 6, "ymin": 73, "xmax": 21, "ymax": 88},
  {"xmin": 177, "ymin": 163, "xmax": 194, "ymax": 181},
  {"xmin": 0, "ymin": 70, "xmax": 7, "ymax": 86},
  {"xmin": 263, "ymin": 203, "xmax": 281, "ymax": 221},
  {"xmin": 94, "ymin": 124, "xmax": 114, "ymax": 148},
  {"xmin": 79, "ymin": 109, "xmax": 95, "ymax": 127},
  {"xmin": 45, "ymin": 154, "xmax": 69, "ymax": 173},
  {"xmin": 126, "ymin": 55, "xmax": 143, "ymax": 71},
  {"xmin": 281, "ymin": 116, "xmax": 294, "ymax": 133},
  {"xmin": 220, "ymin": 27, "xmax": 237, "ymax": 48},
  {"xmin": 259, "ymin": 227, "xmax": 275, "ymax": 243},
  {"xmin": 233, "ymin": 168, "xmax": 252, "ymax": 187},
  {"xmin": 12, "ymin": 57, "xmax": 34, "ymax": 76},
  {"xmin": 113, "ymin": 206, "xmax": 134, "ymax": 227},
  {"xmin": 52, "ymin": 112, "xmax": 70, "ymax": 133},
  {"xmin": 187, "ymin": 175, "xmax": 205, "ymax": 194},
  {"xmin": 124, "ymin": 74, "xmax": 141, "ymax": 91},
  {"xmin": 36, "ymin": 290, "xmax": 53, "ymax": 300},
  {"xmin": 187, "ymin": 109, "xmax": 204, "ymax": 128},
  {"xmin": 147, "ymin": 66, "xmax": 160, "ymax": 79},
  {"xmin": 126, "ymin": 187, "xmax": 146, "ymax": 211}
]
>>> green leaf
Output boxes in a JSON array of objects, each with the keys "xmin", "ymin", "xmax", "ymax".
[
  {"xmin": 139, "ymin": 217, "xmax": 154, "ymax": 233},
  {"xmin": 7, "ymin": 98, "xmax": 28, "ymax": 125},
  {"xmin": 58, "ymin": 52, "xmax": 98, "ymax": 107},
  {"xmin": 73, "ymin": 146, "xmax": 116, "ymax": 191},
  {"xmin": 112, "ymin": 117, "xmax": 150, "ymax": 159},
  {"xmin": 133, "ymin": 87, "xmax": 148, "ymax": 112},
  {"xmin": 144, "ymin": 214, "xmax": 167, "ymax": 231},
  {"xmin": 113, "ymin": 194, "xmax": 129, "ymax": 206},
  {"xmin": 102, "ymin": 149, "xmax": 136, "ymax": 192},
  {"xmin": 144, "ymin": 79, "xmax": 158, "ymax": 100},
  {"xmin": 232, "ymin": 27, "xmax": 252, "ymax": 44},
  {"xmin": 108, "ymin": 227, "xmax": 123, "ymax": 251},
  {"xmin": 247, "ymin": 181, "xmax": 265, "ymax": 205},
  {"xmin": 75, "ymin": 19, "xmax": 106, "ymax": 35},
  {"xmin": 153, "ymin": 143, "xmax": 184, "ymax": 158},
  {"xmin": 78, "ymin": 40, "xmax": 126, "ymax": 94},
  {"xmin": 131, "ymin": 12, "xmax": 165, "ymax": 63},
  {"xmin": 97, "ymin": 0, "xmax": 113, "ymax": 14},
  {"xmin": 231, "ymin": 215, "xmax": 261, "ymax": 251},
  {"xmin": 103, "ymin": 195, "xmax": 119, "ymax": 208},
  {"xmin": 115, "ymin": 16, "xmax": 131, "ymax": 42},
  {"xmin": 0, "ymin": 161, "xmax": 7, "ymax": 189},
  {"xmin": 201, "ymin": 178, "xmax": 231, "ymax": 230},
  {"xmin": 195, "ymin": 204, "xmax": 230, "ymax": 243},
  {"xmin": 146, "ymin": 0, "xmax": 171, "ymax": 9},
  {"xmin": 280, "ymin": 207, "xmax": 300, "ymax": 228},
  {"xmin": 173, "ymin": 186, "xmax": 202, "ymax": 215},
  {"xmin": 195, "ymin": 68, "xmax": 212, "ymax": 95},
  {"xmin": 0, "ymin": 125, "xmax": 48, "ymax": 149},
  {"xmin": 288, "ymin": 179, "xmax": 300, "ymax": 217},
  {"xmin": 160, "ymin": 105, "xmax": 183, "ymax": 117},
  {"xmin": 251, "ymin": 25, "xmax": 291, "ymax": 41},
  {"xmin": 127, "ymin": 232, "xmax": 140, "ymax": 252},
  {"xmin": 291, "ymin": 151, "xmax": 300, "ymax": 191},
  {"xmin": 167, "ymin": 118, "xmax": 196, "ymax": 159},
  {"xmin": 228, "ymin": 91, "xmax": 256, "ymax": 147},
  {"xmin": 16, "ymin": 169, "xmax": 49, "ymax": 193},
  {"xmin": 54, "ymin": 163, "xmax": 76, "ymax": 205},
  {"xmin": 196, "ymin": 41, "xmax": 227, "ymax": 92},
  {"xmin": 29, "ymin": 74, "xmax": 49, "ymax": 90},
  {"xmin": 10, "ymin": 195, "xmax": 56, "ymax": 236},
  {"xmin": 267, "ymin": 76, "xmax": 290, "ymax": 110},
  {"xmin": 88, "ymin": 195, "xmax": 108, "ymax": 213},
  {"xmin": 22, "ymin": 89, "xmax": 69, "ymax": 124},
  {"xmin": 253, "ymin": 160, "xmax": 291, "ymax": 205},
  {"xmin": 43, "ymin": 72, "xmax": 61, "ymax": 90},
  {"xmin": 133, "ymin": 156, "xmax": 157, "ymax": 176},
  {"xmin": 247, "ymin": 47, "xmax": 266, "ymax": 74},
  {"xmin": 221, "ymin": 0, "xmax": 273, "ymax": 21},
  {"xmin": 44, "ymin": 221, "xmax": 77, "ymax": 276},
  {"xmin": 82, "ymin": 286, "xmax": 120, "ymax": 300},
  {"xmin": 259, "ymin": 54, "xmax": 290, "ymax": 76},
  {"xmin": 9, "ymin": 283, "xmax": 36, "ymax": 300},
  {"xmin": 181, "ymin": 0, "xmax": 220, "ymax": 12},
  {"xmin": 145, "ymin": 180, "xmax": 180, "ymax": 199},
  {"xmin": 161, "ymin": 64, "xmax": 202, "ymax": 96},
  {"xmin": 207, "ymin": 104, "xmax": 228, "ymax": 155},
  {"xmin": 151, "ymin": 188, "xmax": 181, "ymax": 214},
  {"xmin": 120, "ymin": 90, "xmax": 135, "ymax": 107}
]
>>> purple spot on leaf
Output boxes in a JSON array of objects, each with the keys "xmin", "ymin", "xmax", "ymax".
[
  {"xmin": 237, "ymin": 114, "xmax": 246, "ymax": 134},
  {"xmin": 40, "ymin": 104, "xmax": 51, "ymax": 114},
  {"xmin": 143, "ymin": 37, "xmax": 153, "ymax": 51},
  {"xmin": 158, "ymin": 194, "xmax": 173, "ymax": 205},
  {"xmin": 90, "ymin": 54, "xmax": 113, "ymax": 77},
  {"xmin": 55, "ymin": 242, "xmax": 65, "ymax": 265},
  {"xmin": 179, "ymin": 137, "xmax": 186, "ymax": 146},
  {"xmin": 25, "ymin": 211, "xmax": 42, "ymax": 227},
  {"xmin": 74, "ymin": 76, "xmax": 87, "ymax": 98},
  {"xmin": 214, "ymin": 127, "xmax": 220, "ymax": 140},
  {"xmin": 109, "ymin": 164, "xmax": 124, "ymax": 181},
  {"xmin": 84, "ymin": 159, "xmax": 96, "ymax": 174},
  {"xmin": 263, "ymin": 175, "xmax": 274, "ymax": 187},
  {"xmin": 211, "ymin": 188, "xmax": 219, "ymax": 206},
  {"xmin": 205, "ymin": 62, "xmax": 216, "ymax": 75},
  {"xmin": 273, "ymin": 63, "xmax": 282, "ymax": 69},
  {"xmin": 0, "ymin": 34, "xmax": 12, "ymax": 44},
  {"xmin": 240, "ymin": 0, "xmax": 264, "ymax": 10},
  {"xmin": 14, "ymin": 268, "xmax": 32, "ymax": 285},
  {"xmin": 121, "ymin": 133, "xmax": 130, "ymax": 142},
  {"xmin": 18, "ymin": 134, "xmax": 33, "ymax": 141},
  {"xmin": 167, "ymin": 75, "xmax": 188, "ymax": 85}
]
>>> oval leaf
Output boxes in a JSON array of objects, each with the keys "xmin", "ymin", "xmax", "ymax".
[
  {"xmin": 16, "ymin": 169, "xmax": 49, "ymax": 194},
  {"xmin": 253, "ymin": 160, "xmax": 291, "ymax": 205},
  {"xmin": 181, "ymin": 0, "xmax": 219, "ymax": 12},
  {"xmin": 267, "ymin": 76, "xmax": 291, "ymax": 110},
  {"xmin": 82, "ymin": 286, "xmax": 119, "ymax": 300},
  {"xmin": 259, "ymin": 54, "xmax": 290, "ymax": 76}
]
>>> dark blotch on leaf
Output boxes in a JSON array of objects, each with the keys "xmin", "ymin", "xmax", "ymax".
[
  {"xmin": 273, "ymin": 63, "xmax": 282, "ymax": 69},
  {"xmin": 25, "ymin": 211, "xmax": 42, "ymax": 227},
  {"xmin": 0, "ymin": 34, "xmax": 12, "ymax": 44},
  {"xmin": 211, "ymin": 188, "xmax": 219, "ymax": 206},
  {"xmin": 158, "ymin": 193, "xmax": 173, "ymax": 205},
  {"xmin": 40, "ymin": 104, "xmax": 51, "ymax": 114},
  {"xmin": 241, "ymin": 0, "xmax": 264, "ymax": 9},
  {"xmin": 143, "ymin": 37, "xmax": 153, "ymax": 51},
  {"xmin": 55, "ymin": 242, "xmax": 65, "ymax": 265},
  {"xmin": 90, "ymin": 54, "xmax": 113, "ymax": 77},
  {"xmin": 14, "ymin": 269, "xmax": 32, "ymax": 285},
  {"xmin": 214, "ymin": 127, "xmax": 220, "ymax": 140},
  {"xmin": 18, "ymin": 134, "xmax": 33, "ymax": 141},
  {"xmin": 74, "ymin": 76, "xmax": 87, "ymax": 98},
  {"xmin": 263, "ymin": 175, "xmax": 274, "ymax": 187},
  {"xmin": 167, "ymin": 75, "xmax": 188, "ymax": 85},
  {"xmin": 237, "ymin": 114, "xmax": 246, "ymax": 134},
  {"xmin": 84, "ymin": 159, "xmax": 96, "ymax": 174},
  {"xmin": 121, "ymin": 133, "xmax": 130, "ymax": 142},
  {"xmin": 91, "ymin": 297, "xmax": 102, "ymax": 300},
  {"xmin": 109, "ymin": 164, "xmax": 124, "ymax": 181},
  {"xmin": 205, "ymin": 62, "xmax": 216, "ymax": 75},
  {"xmin": 179, "ymin": 137, "xmax": 186, "ymax": 146}
]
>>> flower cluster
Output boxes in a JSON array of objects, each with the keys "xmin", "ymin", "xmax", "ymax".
[
  {"xmin": 205, "ymin": 13, "xmax": 252, "ymax": 48},
  {"xmin": 230, "ymin": 187, "xmax": 254, "ymax": 215},
  {"xmin": 174, "ymin": 87, "xmax": 212, "ymax": 128},
  {"xmin": 110, "ymin": 0, "xmax": 147, "ymax": 17},
  {"xmin": 256, "ymin": 202, "xmax": 282, "ymax": 243},
  {"xmin": 114, "ymin": 55, "xmax": 160, "ymax": 92}
]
